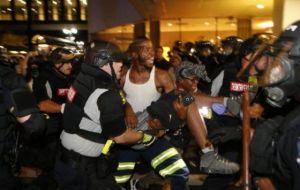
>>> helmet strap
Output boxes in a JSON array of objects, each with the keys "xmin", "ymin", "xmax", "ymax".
[
  {"xmin": 53, "ymin": 63, "xmax": 68, "ymax": 78},
  {"xmin": 108, "ymin": 61, "xmax": 117, "ymax": 82}
]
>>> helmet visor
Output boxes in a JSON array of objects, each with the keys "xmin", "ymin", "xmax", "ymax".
[{"xmin": 237, "ymin": 38, "xmax": 295, "ymax": 86}]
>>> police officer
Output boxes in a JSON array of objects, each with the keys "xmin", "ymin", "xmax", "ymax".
[
  {"xmin": 54, "ymin": 40, "xmax": 156, "ymax": 190},
  {"xmin": 0, "ymin": 45, "xmax": 45, "ymax": 189},
  {"xmin": 25, "ymin": 48, "xmax": 76, "ymax": 188},
  {"xmin": 245, "ymin": 20, "xmax": 300, "ymax": 190},
  {"xmin": 32, "ymin": 47, "xmax": 75, "ymax": 138},
  {"xmin": 195, "ymin": 40, "xmax": 220, "ymax": 94},
  {"xmin": 212, "ymin": 36, "xmax": 243, "ymax": 96}
]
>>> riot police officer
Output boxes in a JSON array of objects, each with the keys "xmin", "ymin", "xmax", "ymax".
[
  {"xmin": 32, "ymin": 47, "xmax": 75, "ymax": 138},
  {"xmin": 195, "ymin": 40, "xmax": 220, "ymax": 94},
  {"xmin": 245, "ymin": 20, "xmax": 300, "ymax": 190},
  {"xmin": 0, "ymin": 46, "xmax": 45, "ymax": 189},
  {"xmin": 212, "ymin": 36, "xmax": 243, "ymax": 96},
  {"xmin": 21, "ymin": 48, "xmax": 76, "ymax": 189},
  {"xmin": 54, "ymin": 40, "xmax": 156, "ymax": 190}
]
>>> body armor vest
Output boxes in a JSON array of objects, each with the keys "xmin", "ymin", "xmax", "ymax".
[{"xmin": 63, "ymin": 65, "xmax": 116, "ymax": 143}]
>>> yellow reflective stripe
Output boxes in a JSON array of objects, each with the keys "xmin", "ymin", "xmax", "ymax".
[
  {"xmin": 151, "ymin": 148, "xmax": 179, "ymax": 169},
  {"xmin": 159, "ymin": 159, "xmax": 187, "ymax": 177},
  {"xmin": 117, "ymin": 162, "xmax": 136, "ymax": 171},
  {"xmin": 114, "ymin": 175, "xmax": 132, "ymax": 183},
  {"xmin": 101, "ymin": 139, "xmax": 114, "ymax": 155}
]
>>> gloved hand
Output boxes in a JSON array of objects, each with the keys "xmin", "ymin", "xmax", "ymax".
[
  {"xmin": 226, "ymin": 98, "xmax": 241, "ymax": 116},
  {"xmin": 131, "ymin": 132, "xmax": 157, "ymax": 150}
]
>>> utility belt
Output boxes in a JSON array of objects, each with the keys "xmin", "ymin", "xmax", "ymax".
[
  {"xmin": 59, "ymin": 145, "xmax": 98, "ymax": 169},
  {"xmin": 59, "ymin": 145, "xmax": 116, "ymax": 179}
]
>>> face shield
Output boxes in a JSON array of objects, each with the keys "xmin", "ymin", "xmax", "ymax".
[{"xmin": 238, "ymin": 37, "xmax": 300, "ymax": 107}]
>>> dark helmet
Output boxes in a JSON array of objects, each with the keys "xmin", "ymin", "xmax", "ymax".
[
  {"xmin": 221, "ymin": 36, "xmax": 243, "ymax": 49},
  {"xmin": 173, "ymin": 40, "xmax": 184, "ymax": 53},
  {"xmin": 84, "ymin": 40, "xmax": 124, "ymax": 67},
  {"xmin": 49, "ymin": 47, "xmax": 75, "ymax": 65},
  {"xmin": 196, "ymin": 41, "xmax": 215, "ymax": 51},
  {"xmin": 244, "ymin": 21, "xmax": 300, "ymax": 107},
  {"xmin": 239, "ymin": 33, "xmax": 275, "ymax": 60},
  {"xmin": 0, "ymin": 45, "xmax": 8, "ymax": 64},
  {"xmin": 184, "ymin": 41, "xmax": 196, "ymax": 56}
]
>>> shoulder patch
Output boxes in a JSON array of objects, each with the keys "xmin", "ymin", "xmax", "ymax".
[{"xmin": 57, "ymin": 88, "xmax": 69, "ymax": 97}]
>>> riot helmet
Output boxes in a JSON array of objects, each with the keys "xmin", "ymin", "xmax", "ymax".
[
  {"xmin": 49, "ymin": 47, "xmax": 75, "ymax": 65},
  {"xmin": 84, "ymin": 40, "xmax": 124, "ymax": 67},
  {"xmin": 184, "ymin": 41, "xmax": 196, "ymax": 56},
  {"xmin": 173, "ymin": 40, "xmax": 184, "ymax": 53},
  {"xmin": 195, "ymin": 40, "xmax": 216, "ymax": 58},
  {"xmin": 221, "ymin": 36, "xmax": 243, "ymax": 56},
  {"xmin": 237, "ymin": 33, "xmax": 276, "ymax": 73},
  {"xmin": 239, "ymin": 34, "xmax": 275, "ymax": 61},
  {"xmin": 84, "ymin": 40, "xmax": 125, "ymax": 81},
  {"xmin": 48, "ymin": 47, "xmax": 75, "ymax": 77},
  {"xmin": 240, "ymin": 21, "xmax": 300, "ymax": 107}
]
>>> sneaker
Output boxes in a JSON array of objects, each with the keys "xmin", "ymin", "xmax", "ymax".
[
  {"xmin": 199, "ymin": 151, "xmax": 240, "ymax": 174},
  {"xmin": 130, "ymin": 178, "xmax": 139, "ymax": 190}
]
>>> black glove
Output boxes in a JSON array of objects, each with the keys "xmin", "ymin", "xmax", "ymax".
[{"xmin": 226, "ymin": 97, "xmax": 241, "ymax": 116}]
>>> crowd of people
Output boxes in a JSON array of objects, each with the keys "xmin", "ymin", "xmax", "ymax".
[{"xmin": 0, "ymin": 20, "xmax": 300, "ymax": 190}]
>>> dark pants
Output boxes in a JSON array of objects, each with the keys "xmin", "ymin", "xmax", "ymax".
[
  {"xmin": 272, "ymin": 124, "xmax": 300, "ymax": 190},
  {"xmin": 54, "ymin": 147, "xmax": 121, "ymax": 190},
  {"xmin": 0, "ymin": 159, "xmax": 20, "ymax": 190}
]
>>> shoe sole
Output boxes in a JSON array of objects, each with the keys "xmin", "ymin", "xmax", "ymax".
[{"xmin": 199, "ymin": 167, "xmax": 239, "ymax": 175}]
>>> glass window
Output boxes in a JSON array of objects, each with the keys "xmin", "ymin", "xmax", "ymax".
[
  {"xmin": 79, "ymin": 0, "xmax": 87, "ymax": 21},
  {"xmin": 64, "ymin": 0, "xmax": 77, "ymax": 21},
  {"xmin": 15, "ymin": 0, "xmax": 27, "ymax": 20},
  {"xmin": 160, "ymin": 18, "xmax": 238, "ymax": 47},
  {"xmin": 48, "ymin": 0, "xmax": 62, "ymax": 21},
  {"xmin": 31, "ymin": 0, "xmax": 45, "ymax": 21},
  {"xmin": 0, "ymin": 0, "xmax": 12, "ymax": 20}
]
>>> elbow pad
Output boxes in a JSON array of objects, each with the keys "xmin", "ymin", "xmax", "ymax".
[
  {"xmin": 22, "ymin": 113, "xmax": 46, "ymax": 137},
  {"xmin": 10, "ymin": 88, "xmax": 39, "ymax": 117}
]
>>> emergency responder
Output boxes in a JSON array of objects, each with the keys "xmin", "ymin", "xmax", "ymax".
[
  {"xmin": 0, "ymin": 45, "xmax": 45, "ymax": 189},
  {"xmin": 54, "ymin": 40, "xmax": 156, "ymax": 190},
  {"xmin": 242, "ymin": 20, "xmax": 300, "ymax": 190}
]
